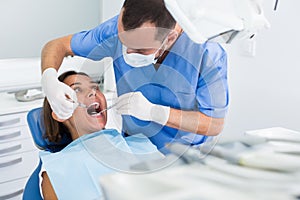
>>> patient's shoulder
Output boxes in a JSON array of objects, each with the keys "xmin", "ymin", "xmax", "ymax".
[{"xmin": 41, "ymin": 172, "xmax": 58, "ymax": 200}]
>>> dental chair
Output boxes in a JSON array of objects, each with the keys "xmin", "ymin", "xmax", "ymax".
[{"xmin": 22, "ymin": 107, "xmax": 72, "ymax": 200}]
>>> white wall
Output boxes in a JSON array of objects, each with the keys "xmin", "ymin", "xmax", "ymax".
[
  {"xmin": 0, "ymin": 0, "xmax": 100, "ymax": 59},
  {"xmin": 100, "ymin": 0, "xmax": 124, "ymax": 92},
  {"xmin": 101, "ymin": 0, "xmax": 124, "ymax": 21},
  {"xmin": 221, "ymin": 1, "xmax": 300, "ymax": 141}
]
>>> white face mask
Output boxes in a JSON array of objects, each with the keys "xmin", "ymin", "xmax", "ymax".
[
  {"xmin": 122, "ymin": 38, "xmax": 167, "ymax": 68},
  {"xmin": 123, "ymin": 46, "xmax": 158, "ymax": 68}
]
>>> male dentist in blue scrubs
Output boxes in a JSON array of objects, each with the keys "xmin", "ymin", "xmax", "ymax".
[{"xmin": 41, "ymin": 0, "xmax": 229, "ymax": 154}]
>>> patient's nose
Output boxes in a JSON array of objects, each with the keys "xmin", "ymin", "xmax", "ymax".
[{"xmin": 88, "ymin": 88, "xmax": 96, "ymax": 98}]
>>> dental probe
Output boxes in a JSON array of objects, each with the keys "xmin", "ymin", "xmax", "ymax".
[
  {"xmin": 98, "ymin": 103, "xmax": 117, "ymax": 114},
  {"xmin": 66, "ymin": 98, "xmax": 88, "ymax": 108},
  {"xmin": 77, "ymin": 102, "xmax": 88, "ymax": 108}
]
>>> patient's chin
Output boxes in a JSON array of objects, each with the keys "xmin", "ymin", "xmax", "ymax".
[
  {"xmin": 98, "ymin": 122, "xmax": 106, "ymax": 130},
  {"xmin": 89, "ymin": 120, "xmax": 106, "ymax": 132}
]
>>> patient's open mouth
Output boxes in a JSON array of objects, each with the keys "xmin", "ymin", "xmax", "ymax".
[{"xmin": 87, "ymin": 102, "xmax": 102, "ymax": 116}]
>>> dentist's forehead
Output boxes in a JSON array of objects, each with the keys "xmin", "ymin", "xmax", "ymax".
[{"xmin": 118, "ymin": 26, "xmax": 162, "ymax": 49}]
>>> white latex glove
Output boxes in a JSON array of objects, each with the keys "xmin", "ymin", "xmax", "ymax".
[
  {"xmin": 116, "ymin": 92, "xmax": 170, "ymax": 125},
  {"xmin": 41, "ymin": 68, "xmax": 77, "ymax": 120}
]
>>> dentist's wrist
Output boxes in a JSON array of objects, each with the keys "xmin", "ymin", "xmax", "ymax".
[
  {"xmin": 41, "ymin": 68, "xmax": 57, "ymax": 97},
  {"xmin": 41, "ymin": 68, "xmax": 58, "ymax": 87},
  {"xmin": 42, "ymin": 68, "xmax": 58, "ymax": 79},
  {"xmin": 151, "ymin": 105, "xmax": 170, "ymax": 125}
]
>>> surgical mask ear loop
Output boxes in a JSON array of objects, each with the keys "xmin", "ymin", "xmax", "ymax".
[
  {"xmin": 155, "ymin": 30, "xmax": 180, "ymax": 64},
  {"xmin": 167, "ymin": 30, "xmax": 180, "ymax": 46},
  {"xmin": 154, "ymin": 36, "xmax": 170, "ymax": 62}
]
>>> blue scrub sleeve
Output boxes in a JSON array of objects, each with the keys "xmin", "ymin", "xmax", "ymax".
[
  {"xmin": 196, "ymin": 51, "xmax": 229, "ymax": 118},
  {"xmin": 70, "ymin": 16, "xmax": 119, "ymax": 60}
]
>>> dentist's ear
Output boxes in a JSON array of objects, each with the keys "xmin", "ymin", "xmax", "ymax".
[
  {"xmin": 52, "ymin": 112, "xmax": 67, "ymax": 122},
  {"xmin": 166, "ymin": 30, "xmax": 179, "ymax": 47}
]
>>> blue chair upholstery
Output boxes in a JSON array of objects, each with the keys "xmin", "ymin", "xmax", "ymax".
[
  {"xmin": 22, "ymin": 160, "xmax": 43, "ymax": 200},
  {"xmin": 26, "ymin": 107, "xmax": 47, "ymax": 150},
  {"xmin": 23, "ymin": 107, "xmax": 72, "ymax": 200}
]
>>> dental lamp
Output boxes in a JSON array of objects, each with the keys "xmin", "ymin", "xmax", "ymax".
[{"xmin": 164, "ymin": 0, "xmax": 274, "ymax": 44}]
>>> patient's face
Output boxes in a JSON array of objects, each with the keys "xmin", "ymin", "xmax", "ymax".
[{"xmin": 64, "ymin": 74, "xmax": 107, "ymax": 136}]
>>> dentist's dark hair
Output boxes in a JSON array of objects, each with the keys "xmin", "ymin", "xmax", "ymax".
[
  {"xmin": 43, "ymin": 71, "xmax": 89, "ymax": 143},
  {"xmin": 122, "ymin": 0, "xmax": 176, "ymax": 40}
]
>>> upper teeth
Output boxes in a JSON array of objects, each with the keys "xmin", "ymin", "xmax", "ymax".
[
  {"xmin": 87, "ymin": 102, "xmax": 101, "ymax": 116},
  {"xmin": 89, "ymin": 102, "xmax": 100, "ymax": 108}
]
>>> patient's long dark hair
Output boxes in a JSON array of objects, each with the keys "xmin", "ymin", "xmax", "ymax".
[{"xmin": 43, "ymin": 71, "xmax": 89, "ymax": 143}]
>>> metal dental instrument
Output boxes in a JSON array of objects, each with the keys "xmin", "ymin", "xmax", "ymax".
[
  {"xmin": 67, "ymin": 98, "xmax": 88, "ymax": 108},
  {"xmin": 67, "ymin": 98, "xmax": 117, "ymax": 114},
  {"xmin": 98, "ymin": 103, "xmax": 117, "ymax": 114},
  {"xmin": 77, "ymin": 102, "xmax": 88, "ymax": 108}
]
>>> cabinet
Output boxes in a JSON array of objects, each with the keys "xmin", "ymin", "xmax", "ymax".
[{"xmin": 0, "ymin": 93, "xmax": 43, "ymax": 200}]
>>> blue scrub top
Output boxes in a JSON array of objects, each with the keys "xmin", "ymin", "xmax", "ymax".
[{"xmin": 71, "ymin": 15, "xmax": 229, "ymax": 153}]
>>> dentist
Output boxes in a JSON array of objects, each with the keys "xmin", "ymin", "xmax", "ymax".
[{"xmin": 41, "ymin": 0, "xmax": 229, "ymax": 153}]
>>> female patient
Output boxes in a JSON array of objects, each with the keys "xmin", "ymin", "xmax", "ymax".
[{"xmin": 40, "ymin": 71, "xmax": 163, "ymax": 200}]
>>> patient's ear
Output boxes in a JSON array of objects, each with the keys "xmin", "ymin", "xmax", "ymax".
[{"xmin": 51, "ymin": 112, "xmax": 66, "ymax": 122}]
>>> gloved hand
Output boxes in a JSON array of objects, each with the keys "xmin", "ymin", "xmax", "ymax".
[
  {"xmin": 41, "ymin": 68, "xmax": 77, "ymax": 120},
  {"xmin": 115, "ymin": 91, "xmax": 170, "ymax": 125}
]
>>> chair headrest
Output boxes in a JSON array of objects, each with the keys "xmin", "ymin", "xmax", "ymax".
[{"xmin": 27, "ymin": 107, "xmax": 72, "ymax": 152}]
